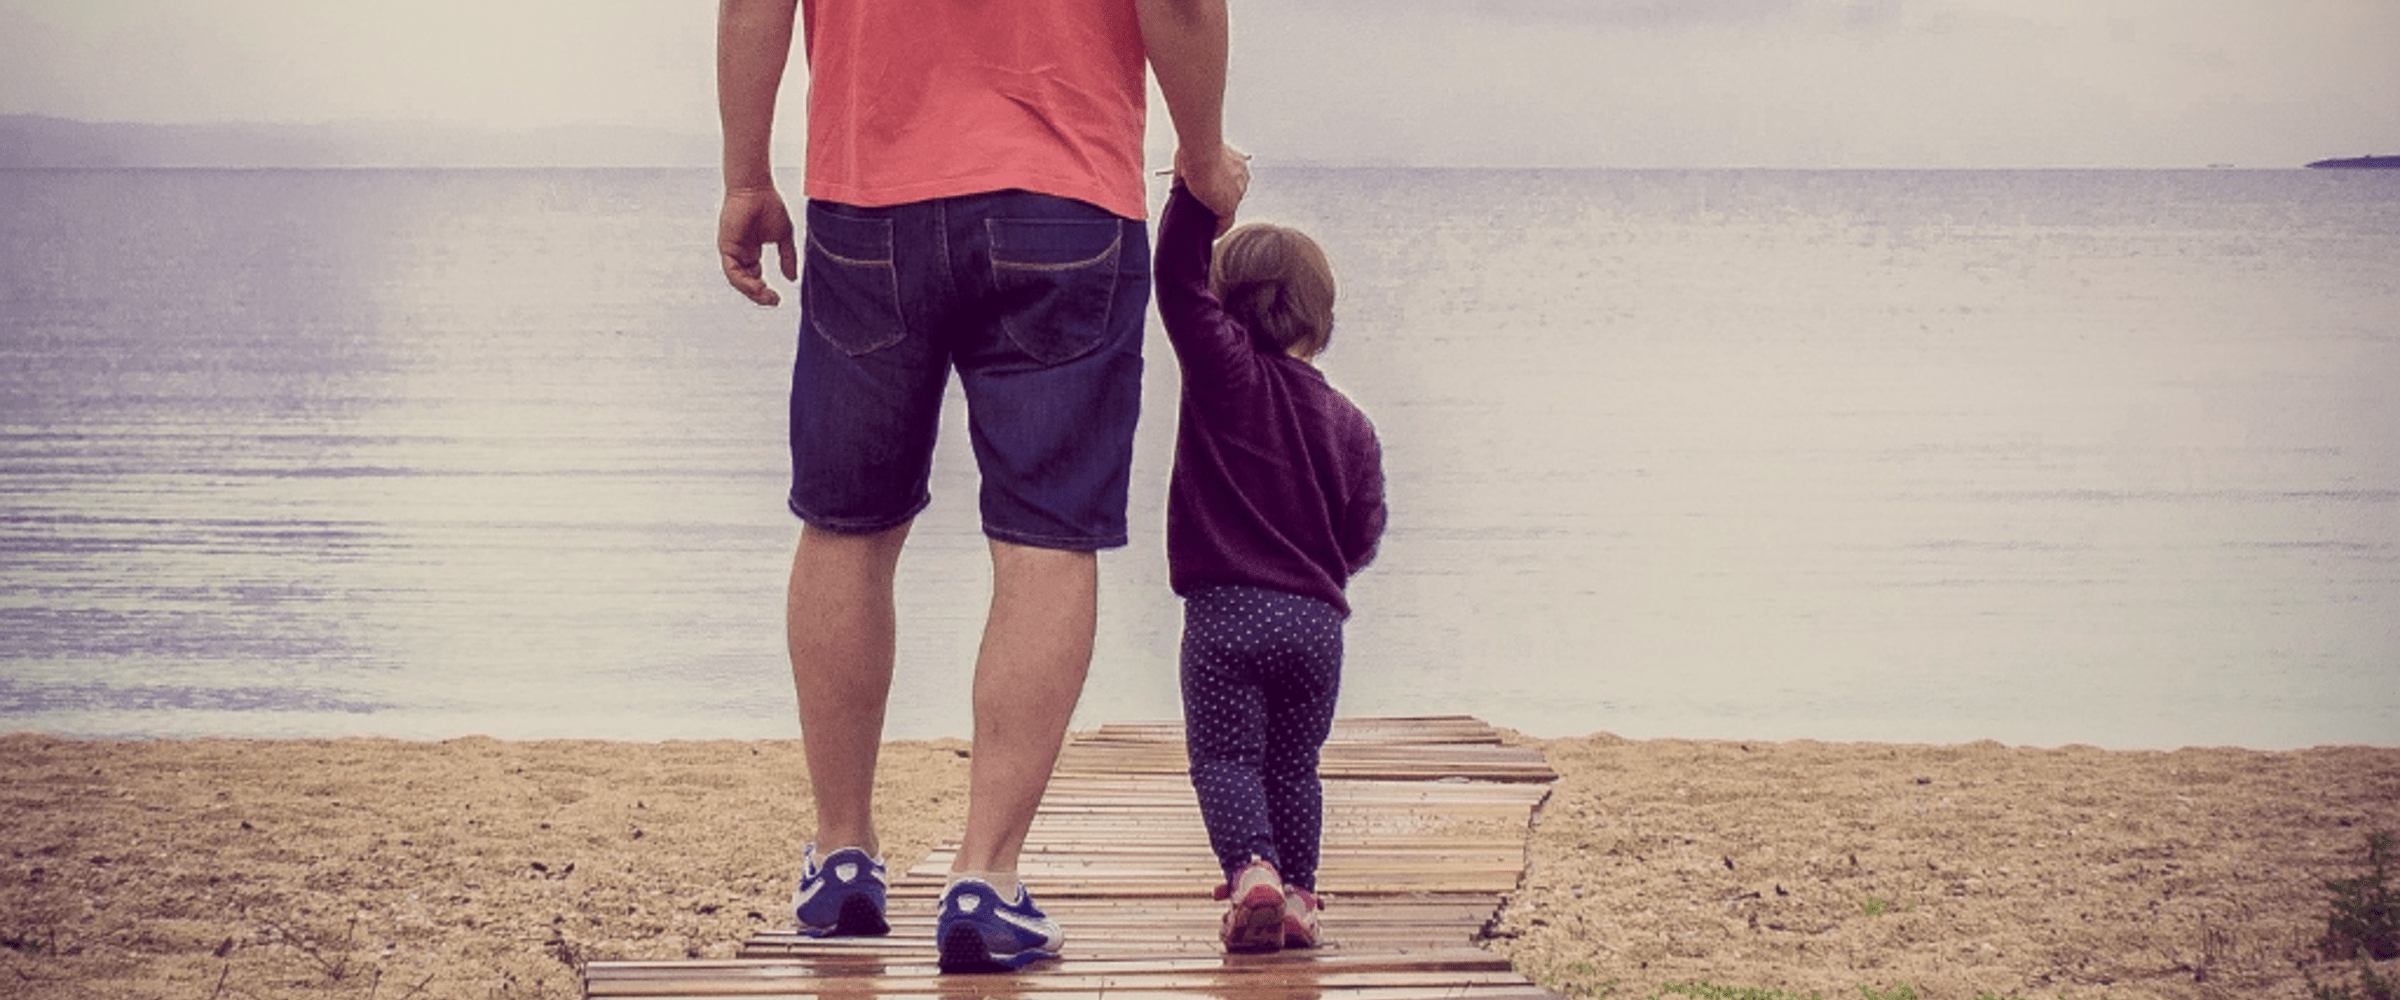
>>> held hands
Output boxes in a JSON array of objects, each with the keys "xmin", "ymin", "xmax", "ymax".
[
  {"xmin": 718, "ymin": 185, "xmax": 798, "ymax": 306},
  {"xmin": 1175, "ymin": 142, "xmax": 1252, "ymax": 236}
]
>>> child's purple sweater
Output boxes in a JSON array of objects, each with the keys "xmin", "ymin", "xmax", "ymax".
[{"xmin": 1156, "ymin": 184, "xmax": 1387, "ymax": 616}]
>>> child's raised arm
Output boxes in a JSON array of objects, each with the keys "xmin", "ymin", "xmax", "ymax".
[{"xmin": 1155, "ymin": 182, "xmax": 1257, "ymax": 392}]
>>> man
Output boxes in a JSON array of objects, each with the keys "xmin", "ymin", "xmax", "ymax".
[{"xmin": 714, "ymin": 0, "xmax": 1250, "ymax": 974}]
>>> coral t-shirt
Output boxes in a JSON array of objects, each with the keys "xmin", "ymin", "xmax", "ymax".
[{"xmin": 800, "ymin": 0, "xmax": 1150, "ymax": 221}]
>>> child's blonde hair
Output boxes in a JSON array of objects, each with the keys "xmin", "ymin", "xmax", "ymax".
[{"xmin": 1211, "ymin": 223, "xmax": 1336, "ymax": 359}]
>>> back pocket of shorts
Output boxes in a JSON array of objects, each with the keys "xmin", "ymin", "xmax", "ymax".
[
  {"xmin": 804, "ymin": 205, "xmax": 907, "ymax": 356},
  {"xmin": 987, "ymin": 218, "xmax": 1123, "ymax": 365}
]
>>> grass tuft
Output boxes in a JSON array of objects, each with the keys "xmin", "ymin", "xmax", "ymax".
[{"xmin": 2309, "ymin": 830, "xmax": 2400, "ymax": 1000}]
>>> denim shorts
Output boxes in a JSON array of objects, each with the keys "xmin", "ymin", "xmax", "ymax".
[{"xmin": 788, "ymin": 191, "xmax": 1150, "ymax": 550}]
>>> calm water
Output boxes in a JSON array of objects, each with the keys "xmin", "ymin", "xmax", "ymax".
[{"xmin": 3, "ymin": 167, "xmax": 2395, "ymax": 749}]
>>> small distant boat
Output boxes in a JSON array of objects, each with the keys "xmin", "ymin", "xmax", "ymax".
[{"xmin": 2305, "ymin": 155, "xmax": 2400, "ymax": 169}]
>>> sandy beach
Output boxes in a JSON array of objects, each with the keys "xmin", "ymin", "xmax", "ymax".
[{"xmin": 4, "ymin": 730, "xmax": 2395, "ymax": 999}]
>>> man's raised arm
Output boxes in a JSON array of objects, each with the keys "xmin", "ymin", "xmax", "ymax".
[{"xmin": 1139, "ymin": 0, "xmax": 1249, "ymax": 232}]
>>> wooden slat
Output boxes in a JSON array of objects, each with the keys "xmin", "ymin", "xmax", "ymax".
[
  {"xmin": 1052, "ymin": 743, "xmax": 1557, "ymax": 784},
  {"xmin": 598, "ymin": 985, "xmax": 1561, "ymax": 1000},
  {"xmin": 1080, "ymin": 715, "xmax": 1506, "ymax": 746},
  {"xmin": 586, "ymin": 716, "xmax": 1561, "ymax": 999},
  {"xmin": 590, "ymin": 947, "xmax": 1521, "ymax": 988}
]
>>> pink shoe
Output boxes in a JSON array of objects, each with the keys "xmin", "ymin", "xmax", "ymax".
[
  {"xmin": 1216, "ymin": 859, "xmax": 1285, "ymax": 953},
  {"xmin": 1281, "ymin": 885, "xmax": 1323, "ymax": 948}
]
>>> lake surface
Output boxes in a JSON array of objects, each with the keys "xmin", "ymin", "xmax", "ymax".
[{"xmin": 3, "ymin": 167, "xmax": 2395, "ymax": 749}]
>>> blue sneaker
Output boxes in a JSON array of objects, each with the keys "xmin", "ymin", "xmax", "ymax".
[
  {"xmin": 792, "ymin": 844, "xmax": 888, "ymax": 938},
  {"xmin": 936, "ymin": 878, "xmax": 1064, "ymax": 972}
]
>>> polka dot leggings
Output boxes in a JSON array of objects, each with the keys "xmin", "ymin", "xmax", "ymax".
[{"xmin": 1180, "ymin": 585, "xmax": 1344, "ymax": 891}]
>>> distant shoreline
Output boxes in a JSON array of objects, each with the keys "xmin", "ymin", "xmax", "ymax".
[
  {"xmin": 0, "ymin": 113, "xmax": 720, "ymax": 170},
  {"xmin": 1, "ymin": 114, "xmax": 2365, "ymax": 172},
  {"xmin": 2306, "ymin": 154, "xmax": 2400, "ymax": 169},
  {"xmin": 0, "ymin": 161, "xmax": 2353, "ymax": 175}
]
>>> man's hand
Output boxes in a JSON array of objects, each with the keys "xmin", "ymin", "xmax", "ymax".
[
  {"xmin": 719, "ymin": 186, "xmax": 798, "ymax": 307},
  {"xmin": 1140, "ymin": 0, "xmax": 1239, "ymax": 233},
  {"xmin": 1176, "ymin": 142, "xmax": 1251, "ymax": 236},
  {"xmin": 717, "ymin": 0, "xmax": 798, "ymax": 304}
]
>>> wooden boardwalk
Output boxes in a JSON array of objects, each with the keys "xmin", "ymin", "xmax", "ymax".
[{"xmin": 585, "ymin": 715, "xmax": 1562, "ymax": 999}]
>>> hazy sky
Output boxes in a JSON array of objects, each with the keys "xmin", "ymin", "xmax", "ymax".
[{"xmin": 4, "ymin": 0, "xmax": 2396, "ymax": 168}]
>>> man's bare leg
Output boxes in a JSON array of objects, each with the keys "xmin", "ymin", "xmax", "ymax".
[
  {"xmin": 949, "ymin": 540, "xmax": 1097, "ymax": 881},
  {"xmin": 788, "ymin": 522, "xmax": 912, "ymax": 857}
]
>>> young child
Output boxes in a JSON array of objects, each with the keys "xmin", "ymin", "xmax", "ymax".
[{"xmin": 1154, "ymin": 178, "xmax": 1388, "ymax": 953}]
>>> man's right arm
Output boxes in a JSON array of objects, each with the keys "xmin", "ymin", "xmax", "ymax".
[
  {"xmin": 1138, "ymin": 0, "xmax": 1249, "ymax": 233},
  {"xmin": 717, "ymin": 0, "xmax": 801, "ymax": 306}
]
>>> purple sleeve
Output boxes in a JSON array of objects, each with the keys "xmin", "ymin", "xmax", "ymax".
[
  {"xmin": 1343, "ymin": 421, "xmax": 1388, "ymax": 575},
  {"xmin": 1156, "ymin": 184, "xmax": 1253, "ymax": 392}
]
